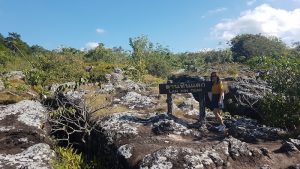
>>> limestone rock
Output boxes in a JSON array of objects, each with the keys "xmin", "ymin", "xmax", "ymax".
[
  {"xmin": 226, "ymin": 117, "xmax": 285, "ymax": 142},
  {"xmin": 0, "ymin": 143, "xmax": 54, "ymax": 169},
  {"xmin": 0, "ymin": 100, "xmax": 47, "ymax": 128},
  {"xmin": 279, "ymin": 141, "xmax": 299, "ymax": 152},
  {"xmin": 120, "ymin": 91, "xmax": 155, "ymax": 109},
  {"xmin": 289, "ymin": 138, "xmax": 300, "ymax": 150},
  {"xmin": 2, "ymin": 71, "xmax": 25, "ymax": 80},
  {"xmin": 118, "ymin": 144, "xmax": 133, "ymax": 159},
  {"xmin": 0, "ymin": 100, "xmax": 54, "ymax": 169}
]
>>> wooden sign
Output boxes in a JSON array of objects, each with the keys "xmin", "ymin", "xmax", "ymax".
[
  {"xmin": 159, "ymin": 81, "xmax": 210, "ymax": 94},
  {"xmin": 159, "ymin": 80, "xmax": 210, "ymax": 125}
]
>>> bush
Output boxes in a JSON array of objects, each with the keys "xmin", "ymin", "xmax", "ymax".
[
  {"xmin": 261, "ymin": 94, "xmax": 300, "ymax": 129},
  {"xmin": 87, "ymin": 61, "xmax": 116, "ymax": 83},
  {"xmin": 24, "ymin": 69, "xmax": 47, "ymax": 86},
  {"xmin": 52, "ymin": 146, "xmax": 84, "ymax": 169},
  {"xmin": 31, "ymin": 54, "xmax": 88, "ymax": 85},
  {"xmin": 142, "ymin": 74, "xmax": 165, "ymax": 86},
  {"xmin": 146, "ymin": 58, "xmax": 171, "ymax": 78},
  {"xmin": 0, "ymin": 51, "xmax": 12, "ymax": 67},
  {"xmin": 252, "ymin": 55, "xmax": 300, "ymax": 129}
]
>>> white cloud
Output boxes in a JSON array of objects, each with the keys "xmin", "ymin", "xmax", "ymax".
[
  {"xmin": 84, "ymin": 42, "xmax": 99, "ymax": 50},
  {"xmin": 212, "ymin": 4, "xmax": 300, "ymax": 42},
  {"xmin": 208, "ymin": 7, "xmax": 227, "ymax": 14},
  {"xmin": 202, "ymin": 7, "xmax": 227, "ymax": 19},
  {"xmin": 247, "ymin": 0, "xmax": 256, "ymax": 6},
  {"xmin": 96, "ymin": 28, "xmax": 105, "ymax": 34}
]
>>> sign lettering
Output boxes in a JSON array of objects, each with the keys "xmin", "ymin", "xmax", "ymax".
[{"xmin": 159, "ymin": 82, "xmax": 210, "ymax": 94}]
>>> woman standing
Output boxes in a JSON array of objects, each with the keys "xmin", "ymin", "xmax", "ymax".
[{"xmin": 209, "ymin": 72, "xmax": 225, "ymax": 132}]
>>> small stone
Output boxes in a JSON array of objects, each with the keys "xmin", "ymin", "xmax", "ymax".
[
  {"xmin": 118, "ymin": 144, "xmax": 133, "ymax": 159},
  {"xmin": 260, "ymin": 164, "xmax": 271, "ymax": 169},
  {"xmin": 289, "ymin": 138, "xmax": 300, "ymax": 150},
  {"xmin": 288, "ymin": 164, "xmax": 300, "ymax": 169},
  {"xmin": 279, "ymin": 141, "xmax": 299, "ymax": 152}
]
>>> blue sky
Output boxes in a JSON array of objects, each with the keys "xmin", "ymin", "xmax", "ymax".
[{"xmin": 0, "ymin": 0, "xmax": 300, "ymax": 52}]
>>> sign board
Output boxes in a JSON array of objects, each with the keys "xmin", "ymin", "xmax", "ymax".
[
  {"xmin": 159, "ymin": 81, "xmax": 211, "ymax": 94},
  {"xmin": 159, "ymin": 81, "xmax": 211, "ymax": 124}
]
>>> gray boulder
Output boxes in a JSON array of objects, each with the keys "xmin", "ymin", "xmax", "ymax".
[
  {"xmin": 224, "ymin": 77, "xmax": 271, "ymax": 119},
  {"xmin": 289, "ymin": 138, "xmax": 300, "ymax": 150},
  {"xmin": 94, "ymin": 112, "xmax": 272, "ymax": 168},
  {"xmin": 279, "ymin": 141, "xmax": 299, "ymax": 152},
  {"xmin": 119, "ymin": 91, "xmax": 155, "ymax": 109},
  {"xmin": 2, "ymin": 71, "xmax": 25, "ymax": 80},
  {"xmin": 0, "ymin": 143, "xmax": 54, "ymax": 169},
  {"xmin": 0, "ymin": 100, "xmax": 54, "ymax": 169},
  {"xmin": 226, "ymin": 117, "xmax": 286, "ymax": 142},
  {"xmin": 170, "ymin": 75, "xmax": 270, "ymax": 119}
]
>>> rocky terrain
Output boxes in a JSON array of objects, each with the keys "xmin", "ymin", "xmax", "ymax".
[
  {"xmin": 0, "ymin": 100, "xmax": 54, "ymax": 169},
  {"xmin": 0, "ymin": 69, "xmax": 300, "ymax": 169}
]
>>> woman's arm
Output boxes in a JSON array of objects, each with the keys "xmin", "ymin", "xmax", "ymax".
[
  {"xmin": 218, "ymin": 82, "xmax": 224, "ymax": 103},
  {"xmin": 208, "ymin": 92, "xmax": 212, "ymax": 101},
  {"xmin": 219, "ymin": 92, "xmax": 224, "ymax": 103}
]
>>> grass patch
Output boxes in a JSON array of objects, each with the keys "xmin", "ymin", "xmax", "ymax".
[
  {"xmin": 95, "ymin": 105, "xmax": 130, "ymax": 116},
  {"xmin": 0, "ymin": 91, "xmax": 24, "ymax": 104}
]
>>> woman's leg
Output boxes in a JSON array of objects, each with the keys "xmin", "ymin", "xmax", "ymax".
[{"xmin": 213, "ymin": 108, "xmax": 224, "ymax": 125}]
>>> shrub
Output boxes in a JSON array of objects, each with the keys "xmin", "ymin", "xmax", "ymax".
[
  {"xmin": 146, "ymin": 58, "xmax": 171, "ymax": 78},
  {"xmin": 251, "ymin": 55, "xmax": 300, "ymax": 129},
  {"xmin": 142, "ymin": 74, "xmax": 165, "ymax": 86},
  {"xmin": 24, "ymin": 69, "xmax": 47, "ymax": 86},
  {"xmin": 261, "ymin": 94, "xmax": 300, "ymax": 129},
  {"xmin": 87, "ymin": 61, "xmax": 115, "ymax": 83},
  {"xmin": 52, "ymin": 146, "xmax": 84, "ymax": 169}
]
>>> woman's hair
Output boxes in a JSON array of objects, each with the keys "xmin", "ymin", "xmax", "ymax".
[{"xmin": 210, "ymin": 71, "xmax": 220, "ymax": 83}]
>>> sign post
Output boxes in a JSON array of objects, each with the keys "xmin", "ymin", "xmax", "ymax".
[
  {"xmin": 159, "ymin": 81, "xmax": 210, "ymax": 124},
  {"xmin": 166, "ymin": 80, "xmax": 173, "ymax": 115},
  {"xmin": 199, "ymin": 92, "xmax": 206, "ymax": 123}
]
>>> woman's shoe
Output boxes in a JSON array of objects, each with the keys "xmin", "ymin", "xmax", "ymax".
[
  {"xmin": 215, "ymin": 124, "xmax": 223, "ymax": 129},
  {"xmin": 218, "ymin": 125, "xmax": 226, "ymax": 132}
]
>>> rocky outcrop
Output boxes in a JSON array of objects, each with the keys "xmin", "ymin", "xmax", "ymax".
[
  {"xmin": 224, "ymin": 77, "xmax": 271, "ymax": 119},
  {"xmin": 0, "ymin": 100, "xmax": 54, "ymax": 169},
  {"xmin": 1, "ymin": 71, "xmax": 25, "ymax": 81},
  {"xmin": 170, "ymin": 75, "xmax": 270, "ymax": 119},
  {"xmin": 226, "ymin": 117, "xmax": 286, "ymax": 142},
  {"xmin": 116, "ymin": 91, "xmax": 156, "ymax": 109},
  {"xmin": 90, "ymin": 111, "xmax": 299, "ymax": 169},
  {"xmin": 99, "ymin": 68, "xmax": 145, "ymax": 93}
]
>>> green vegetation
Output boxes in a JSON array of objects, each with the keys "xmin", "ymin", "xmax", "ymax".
[
  {"xmin": 230, "ymin": 34, "xmax": 286, "ymax": 62},
  {"xmin": 0, "ymin": 31, "xmax": 299, "ymax": 169},
  {"xmin": 51, "ymin": 146, "xmax": 100, "ymax": 169},
  {"xmin": 248, "ymin": 55, "xmax": 300, "ymax": 129},
  {"xmin": 1, "ymin": 31, "xmax": 300, "ymax": 160}
]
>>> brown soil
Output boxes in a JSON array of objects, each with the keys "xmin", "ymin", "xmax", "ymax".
[
  {"xmin": 0, "ymin": 114, "xmax": 52, "ymax": 155},
  {"xmin": 112, "ymin": 114, "xmax": 300, "ymax": 169}
]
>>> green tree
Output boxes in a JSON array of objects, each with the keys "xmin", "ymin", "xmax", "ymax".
[
  {"xmin": 129, "ymin": 36, "xmax": 149, "ymax": 81},
  {"xmin": 31, "ymin": 45, "xmax": 49, "ymax": 54},
  {"xmin": 230, "ymin": 34, "xmax": 286, "ymax": 62},
  {"xmin": 84, "ymin": 43, "xmax": 128, "ymax": 64},
  {"xmin": 146, "ymin": 45, "xmax": 173, "ymax": 77},
  {"xmin": 4, "ymin": 32, "xmax": 32, "ymax": 55}
]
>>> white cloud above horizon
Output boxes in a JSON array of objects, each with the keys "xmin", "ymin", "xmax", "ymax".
[
  {"xmin": 212, "ymin": 4, "xmax": 300, "ymax": 43},
  {"xmin": 202, "ymin": 7, "xmax": 227, "ymax": 19},
  {"xmin": 96, "ymin": 28, "xmax": 105, "ymax": 34},
  {"xmin": 208, "ymin": 7, "xmax": 227, "ymax": 14},
  {"xmin": 84, "ymin": 42, "xmax": 99, "ymax": 50}
]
